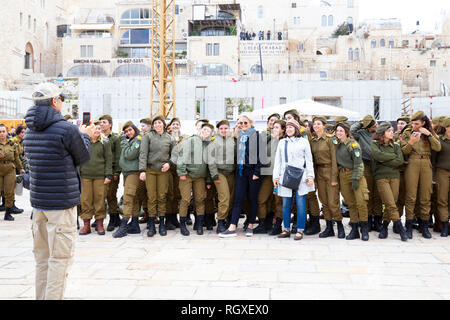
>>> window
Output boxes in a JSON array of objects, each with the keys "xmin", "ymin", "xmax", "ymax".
[
  {"xmin": 430, "ymin": 60, "xmax": 436, "ymax": 67},
  {"xmin": 295, "ymin": 60, "xmax": 304, "ymax": 68},
  {"xmin": 389, "ymin": 39, "xmax": 395, "ymax": 48},
  {"xmin": 120, "ymin": 47, "xmax": 151, "ymax": 58},
  {"xmin": 120, "ymin": 29, "xmax": 150, "ymax": 45},
  {"xmin": 321, "ymin": 15, "xmax": 327, "ymax": 27},
  {"xmin": 292, "ymin": 3, "xmax": 297, "ymax": 8},
  {"xmin": 380, "ymin": 39, "xmax": 386, "ymax": 47},
  {"xmin": 348, "ymin": 48, "xmax": 353, "ymax": 61},
  {"xmin": 113, "ymin": 64, "xmax": 151, "ymax": 77},
  {"xmin": 298, "ymin": 42, "xmax": 304, "ymax": 50},
  {"xmin": 374, "ymin": 96, "xmax": 380, "ymax": 120},
  {"xmin": 250, "ymin": 64, "xmax": 263, "ymax": 74},
  {"xmin": 81, "ymin": 45, "xmax": 93, "ymax": 58},
  {"xmin": 213, "ymin": 43, "xmax": 220, "ymax": 56},
  {"xmin": 354, "ymin": 48, "xmax": 360, "ymax": 60},
  {"xmin": 381, "ymin": 58, "xmax": 386, "ymax": 65},
  {"xmin": 120, "ymin": 8, "xmax": 151, "ymax": 25},
  {"xmin": 294, "ymin": 17, "xmax": 301, "ymax": 25},
  {"xmin": 24, "ymin": 53, "xmax": 32, "ymax": 69},
  {"xmin": 348, "ymin": 0, "xmax": 354, "ymax": 8},
  {"xmin": 20, "ymin": 13, "xmax": 23, "ymax": 26},
  {"xmin": 57, "ymin": 25, "xmax": 70, "ymax": 38},
  {"xmin": 41, "ymin": 0, "xmax": 46, "ymax": 8},
  {"xmin": 328, "ymin": 15, "xmax": 333, "ymax": 26},
  {"xmin": 66, "ymin": 65, "xmax": 107, "ymax": 77},
  {"xmin": 34, "ymin": 19, "xmax": 36, "ymax": 33},
  {"xmin": 258, "ymin": 6, "xmax": 263, "ymax": 19},
  {"xmin": 320, "ymin": 71, "xmax": 327, "ymax": 79},
  {"xmin": 175, "ymin": 5, "xmax": 179, "ymax": 14},
  {"xmin": 371, "ymin": 39, "xmax": 377, "ymax": 48},
  {"xmin": 206, "ymin": 43, "xmax": 212, "ymax": 56},
  {"xmin": 280, "ymin": 97, "xmax": 287, "ymax": 104},
  {"xmin": 28, "ymin": 15, "xmax": 31, "ymax": 29}
]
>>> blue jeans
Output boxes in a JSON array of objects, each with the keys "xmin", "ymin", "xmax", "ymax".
[{"xmin": 282, "ymin": 191, "xmax": 307, "ymax": 231}]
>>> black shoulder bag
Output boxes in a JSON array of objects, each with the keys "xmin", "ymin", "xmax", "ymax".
[{"xmin": 281, "ymin": 140, "xmax": 305, "ymax": 190}]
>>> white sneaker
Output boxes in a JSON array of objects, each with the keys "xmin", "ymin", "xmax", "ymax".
[{"xmin": 245, "ymin": 228, "xmax": 254, "ymax": 237}]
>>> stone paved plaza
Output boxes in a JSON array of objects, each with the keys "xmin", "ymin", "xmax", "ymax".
[{"xmin": 1, "ymin": 189, "xmax": 450, "ymax": 300}]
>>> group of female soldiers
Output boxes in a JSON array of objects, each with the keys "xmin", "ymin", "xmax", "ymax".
[{"xmin": 74, "ymin": 109, "xmax": 450, "ymax": 242}]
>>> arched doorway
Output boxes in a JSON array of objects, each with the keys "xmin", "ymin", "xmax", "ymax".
[{"xmin": 25, "ymin": 42, "xmax": 34, "ymax": 71}]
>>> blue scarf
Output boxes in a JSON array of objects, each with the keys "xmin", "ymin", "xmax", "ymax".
[{"xmin": 237, "ymin": 128, "xmax": 255, "ymax": 176}]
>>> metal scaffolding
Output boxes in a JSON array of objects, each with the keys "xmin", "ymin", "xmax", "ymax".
[{"xmin": 151, "ymin": 0, "xmax": 176, "ymax": 119}]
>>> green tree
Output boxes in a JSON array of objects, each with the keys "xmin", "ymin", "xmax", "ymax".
[{"xmin": 332, "ymin": 22, "xmax": 350, "ymax": 38}]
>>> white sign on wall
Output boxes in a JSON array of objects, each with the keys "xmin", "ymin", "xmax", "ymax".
[{"xmin": 240, "ymin": 41, "xmax": 286, "ymax": 57}]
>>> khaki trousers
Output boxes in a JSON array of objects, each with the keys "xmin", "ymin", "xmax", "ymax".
[
  {"xmin": 179, "ymin": 176, "xmax": 206, "ymax": 217},
  {"xmin": 339, "ymin": 168, "xmax": 369, "ymax": 223},
  {"xmin": 205, "ymin": 183, "xmax": 218, "ymax": 214},
  {"xmin": 437, "ymin": 168, "xmax": 450, "ymax": 222},
  {"xmin": 123, "ymin": 173, "xmax": 142, "ymax": 219},
  {"xmin": 214, "ymin": 173, "xmax": 235, "ymax": 220},
  {"xmin": 404, "ymin": 157, "xmax": 433, "ymax": 221},
  {"xmin": 306, "ymin": 191, "xmax": 321, "ymax": 217},
  {"xmin": 316, "ymin": 166, "xmax": 342, "ymax": 221},
  {"xmin": 32, "ymin": 207, "xmax": 77, "ymax": 300},
  {"xmin": 145, "ymin": 168, "xmax": 170, "ymax": 217},
  {"xmin": 258, "ymin": 176, "xmax": 274, "ymax": 219},
  {"xmin": 106, "ymin": 177, "xmax": 120, "ymax": 214},
  {"xmin": 397, "ymin": 170, "xmax": 406, "ymax": 217},
  {"xmin": 166, "ymin": 167, "xmax": 181, "ymax": 214},
  {"xmin": 80, "ymin": 179, "xmax": 107, "ymax": 220},
  {"xmin": 0, "ymin": 165, "xmax": 16, "ymax": 208},
  {"xmin": 364, "ymin": 162, "xmax": 382, "ymax": 217},
  {"xmin": 376, "ymin": 178, "xmax": 401, "ymax": 222}
]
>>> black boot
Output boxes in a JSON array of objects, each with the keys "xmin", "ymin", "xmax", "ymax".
[
  {"xmin": 305, "ymin": 216, "xmax": 321, "ymax": 235},
  {"xmin": 253, "ymin": 218, "xmax": 267, "ymax": 234},
  {"xmin": 186, "ymin": 213, "xmax": 193, "ymax": 225},
  {"xmin": 373, "ymin": 216, "xmax": 382, "ymax": 232},
  {"xmin": 291, "ymin": 213, "xmax": 297, "ymax": 233},
  {"xmin": 405, "ymin": 220, "xmax": 413, "ymax": 239},
  {"xmin": 0, "ymin": 197, "xmax": 5, "ymax": 211},
  {"xmin": 368, "ymin": 215, "xmax": 373, "ymax": 231},
  {"xmin": 4, "ymin": 208, "xmax": 14, "ymax": 221},
  {"xmin": 243, "ymin": 216, "xmax": 249, "ymax": 231},
  {"xmin": 171, "ymin": 213, "xmax": 180, "ymax": 228},
  {"xmin": 205, "ymin": 214, "xmax": 214, "ymax": 231},
  {"xmin": 165, "ymin": 214, "xmax": 176, "ymax": 230},
  {"xmin": 216, "ymin": 220, "xmax": 227, "ymax": 234},
  {"xmin": 393, "ymin": 221, "xmax": 400, "ymax": 234},
  {"xmin": 113, "ymin": 218, "xmax": 129, "ymax": 238},
  {"xmin": 346, "ymin": 222, "xmax": 360, "ymax": 240},
  {"xmin": 319, "ymin": 220, "xmax": 335, "ymax": 238},
  {"xmin": 420, "ymin": 219, "xmax": 432, "ymax": 239},
  {"xmin": 107, "ymin": 214, "xmax": 120, "ymax": 232},
  {"xmin": 159, "ymin": 216, "xmax": 167, "ymax": 236},
  {"xmin": 127, "ymin": 217, "xmax": 141, "ymax": 234},
  {"xmin": 196, "ymin": 215, "xmax": 204, "ymax": 235},
  {"xmin": 378, "ymin": 221, "xmax": 389, "ymax": 239},
  {"xmin": 336, "ymin": 221, "xmax": 345, "ymax": 239},
  {"xmin": 180, "ymin": 217, "xmax": 190, "ymax": 236},
  {"xmin": 360, "ymin": 221, "xmax": 369, "ymax": 241},
  {"xmin": 393, "ymin": 220, "xmax": 408, "ymax": 241},
  {"xmin": 269, "ymin": 218, "xmax": 282, "ymax": 236},
  {"xmin": 77, "ymin": 216, "xmax": 80, "ymax": 230},
  {"xmin": 10, "ymin": 202, "xmax": 24, "ymax": 214},
  {"xmin": 441, "ymin": 221, "xmax": 449, "ymax": 237},
  {"xmin": 147, "ymin": 217, "xmax": 156, "ymax": 237}
]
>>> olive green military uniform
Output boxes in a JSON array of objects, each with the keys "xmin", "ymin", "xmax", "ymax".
[
  {"xmin": 166, "ymin": 133, "xmax": 186, "ymax": 216},
  {"xmin": 401, "ymin": 116, "xmax": 441, "ymax": 222},
  {"xmin": 0, "ymin": 140, "xmax": 22, "ymax": 208},
  {"xmin": 310, "ymin": 134, "xmax": 342, "ymax": 222},
  {"xmin": 336, "ymin": 137, "xmax": 369, "ymax": 223},
  {"xmin": 394, "ymin": 132, "xmax": 407, "ymax": 216},
  {"xmin": 139, "ymin": 129, "xmax": 176, "ymax": 218},
  {"xmin": 104, "ymin": 131, "xmax": 121, "ymax": 215},
  {"xmin": 433, "ymin": 128, "xmax": 450, "ymax": 223}
]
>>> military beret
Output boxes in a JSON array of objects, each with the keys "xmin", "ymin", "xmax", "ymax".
[
  {"xmin": 122, "ymin": 121, "xmax": 134, "ymax": 131},
  {"xmin": 216, "ymin": 119, "xmax": 230, "ymax": 128},
  {"xmin": 267, "ymin": 113, "xmax": 281, "ymax": 121},
  {"xmin": 325, "ymin": 123, "xmax": 335, "ymax": 131},
  {"xmin": 312, "ymin": 116, "xmax": 327, "ymax": 124},
  {"xmin": 152, "ymin": 115, "xmax": 166, "ymax": 127},
  {"xmin": 140, "ymin": 118, "xmax": 152, "ymax": 125},
  {"xmin": 335, "ymin": 121, "xmax": 350, "ymax": 130},
  {"xmin": 93, "ymin": 120, "xmax": 101, "ymax": 126},
  {"xmin": 411, "ymin": 111, "xmax": 425, "ymax": 121},
  {"xmin": 432, "ymin": 116, "xmax": 445, "ymax": 125},
  {"xmin": 361, "ymin": 114, "xmax": 376, "ymax": 128},
  {"xmin": 64, "ymin": 114, "xmax": 72, "ymax": 120},
  {"xmin": 99, "ymin": 114, "xmax": 112, "ymax": 121},
  {"xmin": 334, "ymin": 116, "xmax": 348, "ymax": 123},
  {"xmin": 167, "ymin": 117, "xmax": 180, "ymax": 127},
  {"xmin": 283, "ymin": 109, "xmax": 299, "ymax": 118},
  {"xmin": 195, "ymin": 118, "xmax": 209, "ymax": 126},
  {"xmin": 202, "ymin": 123, "xmax": 215, "ymax": 131},
  {"xmin": 442, "ymin": 117, "xmax": 450, "ymax": 128},
  {"xmin": 301, "ymin": 118, "xmax": 309, "ymax": 124},
  {"xmin": 375, "ymin": 122, "xmax": 392, "ymax": 134},
  {"xmin": 396, "ymin": 116, "xmax": 410, "ymax": 123}
]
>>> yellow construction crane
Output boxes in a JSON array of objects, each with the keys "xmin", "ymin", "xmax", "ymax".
[{"xmin": 151, "ymin": 0, "xmax": 176, "ymax": 119}]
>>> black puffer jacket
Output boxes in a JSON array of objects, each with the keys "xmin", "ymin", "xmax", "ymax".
[{"xmin": 23, "ymin": 105, "xmax": 91, "ymax": 210}]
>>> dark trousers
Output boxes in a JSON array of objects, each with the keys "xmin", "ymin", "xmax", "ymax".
[{"xmin": 230, "ymin": 169, "xmax": 262, "ymax": 226}]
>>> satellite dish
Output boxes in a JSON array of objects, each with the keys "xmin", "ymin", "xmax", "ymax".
[{"xmin": 431, "ymin": 39, "xmax": 442, "ymax": 49}]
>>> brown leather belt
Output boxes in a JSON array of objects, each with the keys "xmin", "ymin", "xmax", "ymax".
[
  {"xmin": 339, "ymin": 167, "xmax": 352, "ymax": 172},
  {"xmin": 409, "ymin": 154, "xmax": 430, "ymax": 160}
]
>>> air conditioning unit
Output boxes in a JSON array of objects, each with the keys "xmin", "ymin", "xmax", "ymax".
[{"xmin": 182, "ymin": 32, "xmax": 188, "ymax": 39}]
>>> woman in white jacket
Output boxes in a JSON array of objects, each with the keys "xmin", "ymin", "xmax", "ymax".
[{"xmin": 273, "ymin": 119, "xmax": 315, "ymax": 240}]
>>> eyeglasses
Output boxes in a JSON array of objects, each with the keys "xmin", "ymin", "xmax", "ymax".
[
  {"xmin": 238, "ymin": 121, "xmax": 249, "ymax": 125},
  {"xmin": 58, "ymin": 95, "xmax": 65, "ymax": 102}
]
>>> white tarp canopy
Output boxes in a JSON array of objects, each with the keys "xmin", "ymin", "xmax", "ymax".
[{"xmin": 246, "ymin": 99, "xmax": 361, "ymax": 120}]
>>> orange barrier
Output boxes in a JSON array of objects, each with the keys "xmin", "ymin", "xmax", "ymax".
[{"xmin": 0, "ymin": 120, "xmax": 26, "ymax": 131}]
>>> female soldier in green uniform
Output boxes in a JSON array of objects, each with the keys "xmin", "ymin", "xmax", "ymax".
[
  {"xmin": 335, "ymin": 122, "xmax": 370, "ymax": 241},
  {"xmin": 0, "ymin": 124, "xmax": 24, "ymax": 221}
]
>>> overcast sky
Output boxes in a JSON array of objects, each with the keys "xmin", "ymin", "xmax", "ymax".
[{"xmin": 358, "ymin": 0, "xmax": 450, "ymax": 33}]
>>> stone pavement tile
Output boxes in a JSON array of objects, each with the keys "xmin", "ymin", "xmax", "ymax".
[
  {"xmin": 316, "ymin": 264, "xmax": 370, "ymax": 274},
  {"xmin": 220, "ymin": 271, "xmax": 278, "ymax": 282},
  {"xmin": 258, "ymin": 259, "xmax": 289, "ymax": 265},
  {"xmin": 189, "ymin": 263, "xmax": 241, "ymax": 272},
  {"xmin": 153, "ymin": 270, "xmax": 223, "ymax": 281},
  {"xmin": 268, "ymin": 242, "xmax": 330, "ymax": 253},
  {"xmin": 191, "ymin": 248, "xmax": 245, "ymax": 259},
  {"xmin": 244, "ymin": 249, "xmax": 313, "ymax": 260},
  {"xmin": 432, "ymin": 253, "xmax": 450, "ymax": 264},
  {"xmin": 137, "ymin": 279, "xmax": 173, "ymax": 286},
  {"xmin": 208, "ymin": 281, "xmax": 250, "ymax": 288},
  {"xmin": 342, "ymin": 289, "xmax": 442, "ymax": 300},
  {"xmin": 131, "ymin": 285, "xmax": 196, "ymax": 299},
  {"xmin": 420, "ymin": 276, "xmax": 450, "ymax": 288},
  {"xmin": 111, "ymin": 248, "xmax": 148, "ymax": 258},
  {"xmin": 349, "ymin": 274, "xmax": 425, "ymax": 286},
  {"xmin": 0, "ymin": 248, "xmax": 29, "ymax": 257},
  {"xmin": 271, "ymin": 284, "xmax": 345, "ymax": 300},
  {"xmin": 90, "ymin": 269, "xmax": 156, "ymax": 281},
  {"xmin": 65, "ymin": 283, "xmax": 137, "ymax": 299},
  {"xmin": 367, "ymin": 253, "xmax": 441, "ymax": 264},
  {"xmin": 251, "ymin": 262, "xmax": 316, "ymax": 273},
  {"xmin": 171, "ymin": 280, "xmax": 210, "ymax": 287},
  {"xmin": 279, "ymin": 272, "xmax": 350, "ymax": 284},
  {"xmin": 0, "ymin": 285, "xmax": 32, "ymax": 298},
  {"xmin": 0, "ymin": 268, "xmax": 34, "ymax": 280},
  {"xmin": 193, "ymin": 287, "xmax": 270, "ymax": 300},
  {"xmin": 312, "ymin": 251, "xmax": 369, "ymax": 261}
]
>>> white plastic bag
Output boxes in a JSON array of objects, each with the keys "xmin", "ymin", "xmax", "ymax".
[{"xmin": 15, "ymin": 180, "xmax": 23, "ymax": 196}]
